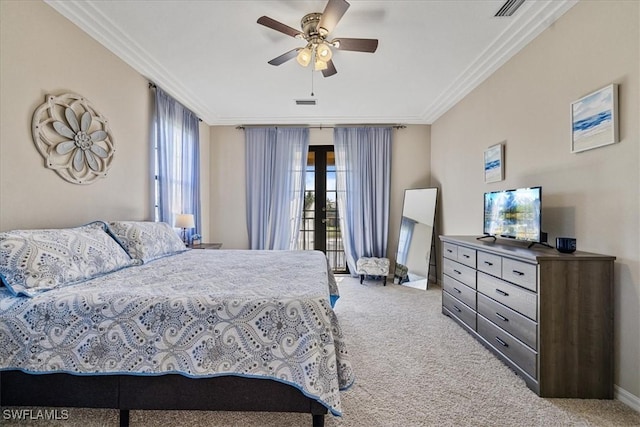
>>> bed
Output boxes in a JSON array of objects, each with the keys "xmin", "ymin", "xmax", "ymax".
[{"xmin": 0, "ymin": 221, "xmax": 354, "ymax": 426}]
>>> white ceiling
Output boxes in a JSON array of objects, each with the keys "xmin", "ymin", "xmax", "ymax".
[{"xmin": 46, "ymin": 0, "xmax": 577, "ymax": 126}]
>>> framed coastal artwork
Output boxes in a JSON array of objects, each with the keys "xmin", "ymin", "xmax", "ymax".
[
  {"xmin": 484, "ymin": 143, "xmax": 504, "ymax": 183},
  {"xmin": 570, "ymin": 84, "xmax": 619, "ymax": 153}
]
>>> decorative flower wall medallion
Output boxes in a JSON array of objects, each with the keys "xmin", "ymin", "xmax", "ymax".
[{"xmin": 32, "ymin": 93, "xmax": 115, "ymax": 184}]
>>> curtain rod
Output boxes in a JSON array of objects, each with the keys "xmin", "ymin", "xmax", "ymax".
[
  {"xmin": 235, "ymin": 124, "xmax": 406, "ymax": 130},
  {"xmin": 147, "ymin": 83, "xmax": 405, "ymax": 129},
  {"xmin": 148, "ymin": 82, "xmax": 202, "ymax": 122}
]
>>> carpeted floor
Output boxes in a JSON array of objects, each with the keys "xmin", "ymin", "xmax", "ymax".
[{"xmin": 3, "ymin": 276, "xmax": 639, "ymax": 426}]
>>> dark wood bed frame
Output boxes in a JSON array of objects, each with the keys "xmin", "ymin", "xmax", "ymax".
[{"xmin": 0, "ymin": 371, "xmax": 327, "ymax": 426}]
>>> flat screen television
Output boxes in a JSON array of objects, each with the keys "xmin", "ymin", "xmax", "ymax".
[{"xmin": 483, "ymin": 186, "xmax": 542, "ymax": 243}]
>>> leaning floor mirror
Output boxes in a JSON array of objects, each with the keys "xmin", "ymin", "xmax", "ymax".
[{"xmin": 394, "ymin": 188, "xmax": 438, "ymax": 290}]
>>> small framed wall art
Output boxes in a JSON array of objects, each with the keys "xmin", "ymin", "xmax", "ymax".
[
  {"xmin": 484, "ymin": 143, "xmax": 504, "ymax": 183},
  {"xmin": 570, "ymin": 84, "xmax": 619, "ymax": 153}
]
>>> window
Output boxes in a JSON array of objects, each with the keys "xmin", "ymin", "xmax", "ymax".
[{"xmin": 152, "ymin": 86, "xmax": 201, "ymax": 240}]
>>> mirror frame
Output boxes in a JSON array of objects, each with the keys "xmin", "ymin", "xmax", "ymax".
[{"xmin": 394, "ymin": 187, "xmax": 438, "ymax": 290}]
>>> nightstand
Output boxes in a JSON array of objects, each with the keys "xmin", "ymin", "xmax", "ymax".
[{"xmin": 190, "ymin": 243, "xmax": 222, "ymax": 250}]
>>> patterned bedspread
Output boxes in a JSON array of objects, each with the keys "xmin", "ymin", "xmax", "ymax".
[{"xmin": 0, "ymin": 250, "xmax": 353, "ymax": 415}]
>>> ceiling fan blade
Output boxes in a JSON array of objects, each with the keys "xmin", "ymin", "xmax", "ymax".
[
  {"xmin": 318, "ymin": 0, "xmax": 350, "ymax": 35},
  {"xmin": 333, "ymin": 38, "xmax": 378, "ymax": 53},
  {"xmin": 268, "ymin": 48, "xmax": 300, "ymax": 66},
  {"xmin": 322, "ymin": 60, "xmax": 337, "ymax": 77},
  {"xmin": 257, "ymin": 16, "xmax": 302, "ymax": 38}
]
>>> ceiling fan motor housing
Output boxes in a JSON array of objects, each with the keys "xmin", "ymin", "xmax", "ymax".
[{"xmin": 301, "ymin": 13, "xmax": 326, "ymax": 42}]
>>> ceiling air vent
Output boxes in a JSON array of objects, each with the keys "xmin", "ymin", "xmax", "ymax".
[
  {"xmin": 495, "ymin": 0, "xmax": 525, "ymax": 17},
  {"xmin": 295, "ymin": 99, "xmax": 317, "ymax": 106}
]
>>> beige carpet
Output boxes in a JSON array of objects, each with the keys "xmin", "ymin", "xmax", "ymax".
[{"xmin": 3, "ymin": 276, "xmax": 639, "ymax": 426}]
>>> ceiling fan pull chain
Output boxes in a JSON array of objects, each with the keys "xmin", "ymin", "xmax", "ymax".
[{"xmin": 311, "ymin": 66, "xmax": 315, "ymax": 97}]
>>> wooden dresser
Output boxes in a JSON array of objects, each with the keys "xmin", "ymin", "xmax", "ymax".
[{"xmin": 440, "ymin": 235, "xmax": 614, "ymax": 398}]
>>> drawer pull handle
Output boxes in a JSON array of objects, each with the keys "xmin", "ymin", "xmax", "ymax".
[
  {"xmin": 463, "ymin": 254, "xmax": 470, "ymax": 258},
  {"xmin": 484, "ymin": 261, "xmax": 493, "ymax": 266},
  {"xmin": 453, "ymin": 305, "xmax": 462, "ymax": 313},
  {"xmin": 512, "ymin": 270, "xmax": 525, "ymax": 276},
  {"xmin": 453, "ymin": 269, "xmax": 461, "ymax": 275},
  {"xmin": 447, "ymin": 249, "xmax": 453, "ymax": 253},
  {"xmin": 453, "ymin": 287, "xmax": 462, "ymax": 294},
  {"xmin": 495, "ymin": 337, "xmax": 509, "ymax": 347},
  {"xmin": 495, "ymin": 313, "xmax": 509, "ymax": 322},
  {"xmin": 495, "ymin": 289, "xmax": 509, "ymax": 297}
]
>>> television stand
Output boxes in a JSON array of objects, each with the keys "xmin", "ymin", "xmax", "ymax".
[
  {"xmin": 527, "ymin": 231, "xmax": 551, "ymax": 249},
  {"xmin": 476, "ymin": 234, "xmax": 496, "ymax": 242}
]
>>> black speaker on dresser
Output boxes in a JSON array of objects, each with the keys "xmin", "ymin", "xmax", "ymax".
[{"xmin": 556, "ymin": 237, "xmax": 576, "ymax": 253}]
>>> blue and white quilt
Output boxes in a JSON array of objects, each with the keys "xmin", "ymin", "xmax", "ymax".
[{"xmin": 0, "ymin": 249, "xmax": 353, "ymax": 415}]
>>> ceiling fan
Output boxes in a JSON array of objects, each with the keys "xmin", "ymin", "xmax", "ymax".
[{"xmin": 257, "ymin": 0, "xmax": 378, "ymax": 77}]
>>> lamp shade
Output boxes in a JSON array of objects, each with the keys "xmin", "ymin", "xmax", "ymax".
[
  {"xmin": 175, "ymin": 214, "xmax": 195, "ymax": 229},
  {"xmin": 314, "ymin": 59, "xmax": 328, "ymax": 71},
  {"xmin": 316, "ymin": 42, "xmax": 332, "ymax": 62},
  {"xmin": 296, "ymin": 46, "xmax": 312, "ymax": 67}
]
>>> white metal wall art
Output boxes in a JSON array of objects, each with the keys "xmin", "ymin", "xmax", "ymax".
[{"xmin": 32, "ymin": 93, "xmax": 115, "ymax": 184}]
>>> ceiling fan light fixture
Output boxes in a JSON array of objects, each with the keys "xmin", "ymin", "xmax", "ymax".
[
  {"xmin": 316, "ymin": 42, "xmax": 333, "ymax": 61},
  {"xmin": 314, "ymin": 59, "xmax": 328, "ymax": 71},
  {"xmin": 296, "ymin": 46, "xmax": 312, "ymax": 67}
]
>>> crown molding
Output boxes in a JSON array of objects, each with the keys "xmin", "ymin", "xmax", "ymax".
[
  {"xmin": 45, "ymin": 0, "xmax": 578, "ymax": 126},
  {"xmin": 421, "ymin": 0, "xmax": 579, "ymax": 124},
  {"xmin": 209, "ymin": 111, "xmax": 427, "ymax": 127},
  {"xmin": 44, "ymin": 0, "xmax": 220, "ymax": 124}
]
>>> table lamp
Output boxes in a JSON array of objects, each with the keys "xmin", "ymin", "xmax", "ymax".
[{"xmin": 175, "ymin": 214, "xmax": 195, "ymax": 246}]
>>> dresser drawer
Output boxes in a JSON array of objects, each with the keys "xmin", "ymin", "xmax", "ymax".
[
  {"xmin": 502, "ymin": 258, "xmax": 537, "ymax": 292},
  {"xmin": 477, "ymin": 251, "xmax": 502, "ymax": 277},
  {"xmin": 443, "ymin": 291, "xmax": 476, "ymax": 330},
  {"xmin": 443, "ymin": 258, "xmax": 477, "ymax": 289},
  {"xmin": 443, "ymin": 242, "xmax": 458, "ymax": 260},
  {"xmin": 443, "ymin": 274, "xmax": 476, "ymax": 310},
  {"xmin": 477, "ymin": 272, "xmax": 537, "ymax": 321},
  {"xmin": 478, "ymin": 315, "xmax": 537, "ymax": 379},
  {"xmin": 457, "ymin": 246, "xmax": 476, "ymax": 268},
  {"xmin": 477, "ymin": 293, "xmax": 537, "ymax": 350}
]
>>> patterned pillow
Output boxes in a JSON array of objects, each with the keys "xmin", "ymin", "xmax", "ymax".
[
  {"xmin": 108, "ymin": 221, "xmax": 187, "ymax": 264},
  {"xmin": 0, "ymin": 221, "xmax": 135, "ymax": 297}
]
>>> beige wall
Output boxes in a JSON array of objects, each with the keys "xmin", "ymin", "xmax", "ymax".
[
  {"xmin": 208, "ymin": 126, "xmax": 247, "ymax": 248},
  {"xmin": 0, "ymin": 0, "xmax": 211, "ymax": 235},
  {"xmin": 389, "ymin": 125, "xmax": 432, "ymax": 265},
  {"xmin": 208, "ymin": 125, "xmax": 431, "ymax": 255},
  {"xmin": 0, "ymin": 0, "xmax": 151, "ymax": 230},
  {"xmin": 431, "ymin": 0, "xmax": 639, "ymax": 400}
]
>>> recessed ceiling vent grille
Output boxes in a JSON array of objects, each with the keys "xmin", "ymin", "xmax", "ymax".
[
  {"xmin": 295, "ymin": 99, "xmax": 317, "ymax": 106},
  {"xmin": 495, "ymin": 0, "xmax": 526, "ymax": 17}
]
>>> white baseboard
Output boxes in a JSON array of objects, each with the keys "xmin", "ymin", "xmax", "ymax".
[{"xmin": 615, "ymin": 385, "xmax": 640, "ymax": 413}]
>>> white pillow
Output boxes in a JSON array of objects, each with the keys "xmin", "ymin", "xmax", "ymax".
[
  {"xmin": 108, "ymin": 221, "xmax": 187, "ymax": 263},
  {"xmin": 0, "ymin": 221, "xmax": 135, "ymax": 297}
]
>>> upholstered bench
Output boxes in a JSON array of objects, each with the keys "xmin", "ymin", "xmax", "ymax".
[{"xmin": 356, "ymin": 257, "xmax": 390, "ymax": 285}]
